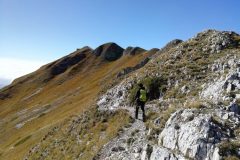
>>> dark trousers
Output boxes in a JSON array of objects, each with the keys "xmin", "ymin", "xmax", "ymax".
[{"xmin": 135, "ymin": 101, "xmax": 146, "ymax": 121}]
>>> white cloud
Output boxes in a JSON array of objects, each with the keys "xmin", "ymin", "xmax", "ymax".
[{"xmin": 0, "ymin": 58, "xmax": 46, "ymax": 82}]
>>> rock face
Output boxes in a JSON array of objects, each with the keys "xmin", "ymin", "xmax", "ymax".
[
  {"xmin": 153, "ymin": 109, "xmax": 240, "ymax": 160},
  {"xmin": 201, "ymin": 56, "xmax": 240, "ymax": 103},
  {"xmin": 50, "ymin": 46, "xmax": 91, "ymax": 76},
  {"xmin": 150, "ymin": 146, "xmax": 185, "ymax": 160},
  {"xmin": 97, "ymin": 79, "xmax": 133, "ymax": 110},
  {"xmin": 159, "ymin": 109, "xmax": 218, "ymax": 159},
  {"xmin": 93, "ymin": 42, "xmax": 124, "ymax": 61}
]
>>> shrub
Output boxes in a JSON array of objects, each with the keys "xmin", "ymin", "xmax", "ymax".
[
  {"xmin": 219, "ymin": 141, "xmax": 240, "ymax": 159},
  {"xmin": 187, "ymin": 101, "xmax": 205, "ymax": 109}
]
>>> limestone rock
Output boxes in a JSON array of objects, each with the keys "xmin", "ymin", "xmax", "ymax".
[
  {"xmin": 150, "ymin": 146, "xmax": 185, "ymax": 160},
  {"xmin": 97, "ymin": 80, "xmax": 133, "ymax": 110},
  {"xmin": 157, "ymin": 109, "xmax": 239, "ymax": 160},
  {"xmin": 196, "ymin": 30, "xmax": 238, "ymax": 54},
  {"xmin": 201, "ymin": 59, "xmax": 240, "ymax": 103}
]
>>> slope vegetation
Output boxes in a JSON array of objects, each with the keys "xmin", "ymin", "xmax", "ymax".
[{"xmin": 0, "ymin": 43, "xmax": 156, "ymax": 160}]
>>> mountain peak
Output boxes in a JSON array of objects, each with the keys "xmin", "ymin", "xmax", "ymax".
[
  {"xmin": 93, "ymin": 42, "xmax": 124, "ymax": 61},
  {"xmin": 123, "ymin": 46, "xmax": 146, "ymax": 55}
]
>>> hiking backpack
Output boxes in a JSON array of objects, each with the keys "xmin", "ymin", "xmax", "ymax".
[{"xmin": 139, "ymin": 89, "xmax": 147, "ymax": 102}]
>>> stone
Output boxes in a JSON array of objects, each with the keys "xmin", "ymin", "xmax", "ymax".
[
  {"xmin": 154, "ymin": 118, "xmax": 161, "ymax": 126},
  {"xmin": 180, "ymin": 85, "xmax": 189, "ymax": 94},
  {"xmin": 157, "ymin": 109, "xmax": 233, "ymax": 160},
  {"xmin": 150, "ymin": 146, "xmax": 185, "ymax": 160}
]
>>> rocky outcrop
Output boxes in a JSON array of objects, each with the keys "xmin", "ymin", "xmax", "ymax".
[
  {"xmin": 153, "ymin": 108, "xmax": 240, "ymax": 160},
  {"xmin": 150, "ymin": 146, "xmax": 185, "ymax": 160},
  {"xmin": 197, "ymin": 30, "xmax": 239, "ymax": 53},
  {"xmin": 93, "ymin": 42, "xmax": 124, "ymax": 61},
  {"xmin": 50, "ymin": 47, "xmax": 91, "ymax": 76},
  {"xmin": 97, "ymin": 79, "xmax": 134, "ymax": 110},
  {"xmin": 201, "ymin": 56, "xmax": 240, "ymax": 103}
]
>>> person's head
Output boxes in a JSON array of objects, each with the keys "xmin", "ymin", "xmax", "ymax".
[{"xmin": 138, "ymin": 83, "xmax": 144, "ymax": 88}]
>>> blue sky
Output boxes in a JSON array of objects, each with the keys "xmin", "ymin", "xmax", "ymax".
[{"xmin": 0, "ymin": 0, "xmax": 240, "ymax": 84}]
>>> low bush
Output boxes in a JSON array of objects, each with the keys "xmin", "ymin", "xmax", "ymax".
[{"xmin": 219, "ymin": 141, "xmax": 240, "ymax": 159}]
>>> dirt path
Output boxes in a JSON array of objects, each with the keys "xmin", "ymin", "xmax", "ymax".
[{"xmin": 95, "ymin": 107, "xmax": 151, "ymax": 160}]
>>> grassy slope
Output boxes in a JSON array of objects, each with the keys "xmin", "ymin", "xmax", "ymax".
[{"xmin": 0, "ymin": 50, "xmax": 152, "ymax": 160}]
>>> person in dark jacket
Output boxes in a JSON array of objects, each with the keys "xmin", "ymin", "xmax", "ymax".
[{"xmin": 135, "ymin": 83, "xmax": 147, "ymax": 122}]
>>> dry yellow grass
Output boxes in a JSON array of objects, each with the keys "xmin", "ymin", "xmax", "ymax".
[{"xmin": 0, "ymin": 50, "xmax": 152, "ymax": 160}]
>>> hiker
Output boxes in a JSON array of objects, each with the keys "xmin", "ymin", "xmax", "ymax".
[{"xmin": 135, "ymin": 83, "xmax": 147, "ymax": 122}]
